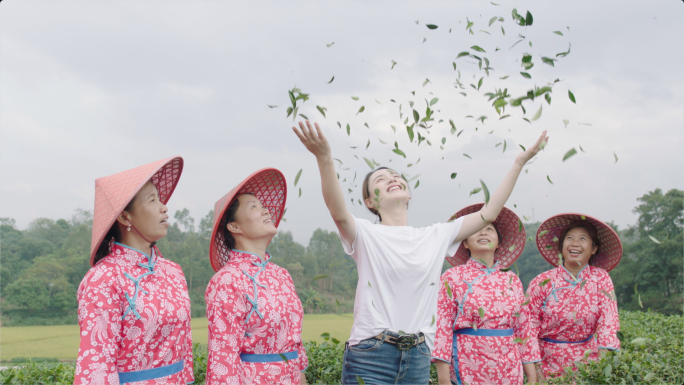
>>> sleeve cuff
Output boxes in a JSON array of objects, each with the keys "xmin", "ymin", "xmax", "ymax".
[
  {"xmin": 522, "ymin": 360, "xmax": 541, "ymax": 364},
  {"xmin": 431, "ymin": 357, "xmax": 450, "ymax": 364}
]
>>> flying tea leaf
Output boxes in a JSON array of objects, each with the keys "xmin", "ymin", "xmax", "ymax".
[
  {"xmin": 357, "ymin": 106, "xmax": 365, "ymax": 115},
  {"xmin": 326, "ymin": 42, "xmax": 335, "ymax": 48},
  {"xmin": 480, "ymin": 180, "xmax": 490, "ymax": 204},
  {"xmin": 463, "ymin": 154, "xmax": 472, "ymax": 159},
  {"xmin": 414, "ymin": 180, "xmax": 420, "ymax": 188},
  {"xmin": 294, "ymin": 169, "xmax": 303, "ymax": 186},
  {"xmin": 520, "ymin": 72, "xmax": 531, "ymax": 79},
  {"xmin": 298, "ymin": 188, "xmax": 302, "ymax": 198},
  {"xmin": 451, "ymin": 173, "xmax": 457, "ymax": 179},
  {"xmin": 648, "ymin": 235, "xmax": 661, "ymax": 244},
  {"xmin": 346, "ymin": 124, "xmax": 350, "ymax": 136},
  {"xmin": 426, "ymin": 24, "xmax": 438, "ymax": 29},
  {"xmin": 429, "ymin": 97, "xmax": 439, "ymax": 106},
  {"xmin": 613, "ymin": 152, "xmax": 619, "ymax": 163},
  {"xmin": 391, "ymin": 60, "xmax": 397, "ymax": 69},
  {"xmin": 568, "ymin": 90, "xmax": 576, "ymax": 103},
  {"xmin": 547, "ymin": 175, "xmax": 554, "ymax": 184},
  {"xmin": 553, "ymin": 31, "xmax": 563, "ymax": 36},
  {"xmin": 363, "ymin": 158, "xmax": 375, "ymax": 170},
  {"xmin": 478, "ymin": 307, "xmax": 485, "ymax": 319},
  {"xmin": 326, "ymin": 76, "xmax": 334, "ymax": 84},
  {"xmin": 471, "ymin": 45, "xmax": 486, "ymax": 53},
  {"xmin": 562, "ymin": 148, "xmax": 577, "ymax": 161},
  {"xmin": 469, "ymin": 187, "xmax": 482, "ymax": 196},
  {"xmin": 312, "ymin": 274, "xmax": 328, "ymax": 282},
  {"xmin": 392, "ymin": 149, "xmax": 407, "ymax": 158},
  {"xmin": 267, "ymin": 104, "xmax": 279, "ymax": 108},
  {"xmin": 316, "ymin": 105, "xmax": 327, "ymax": 118}
]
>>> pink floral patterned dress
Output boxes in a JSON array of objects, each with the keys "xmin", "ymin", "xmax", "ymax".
[
  {"xmin": 520, "ymin": 264, "xmax": 620, "ymax": 378},
  {"xmin": 433, "ymin": 258, "xmax": 526, "ymax": 385},
  {"xmin": 205, "ymin": 250, "xmax": 308, "ymax": 385},
  {"xmin": 74, "ymin": 243, "xmax": 194, "ymax": 385}
]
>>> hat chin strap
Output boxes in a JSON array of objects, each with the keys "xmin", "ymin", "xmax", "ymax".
[{"xmin": 124, "ymin": 216, "xmax": 157, "ymax": 248}]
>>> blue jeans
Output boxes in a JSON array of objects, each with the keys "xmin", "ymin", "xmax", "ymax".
[{"xmin": 342, "ymin": 331, "xmax": 431, "ymax": 384}]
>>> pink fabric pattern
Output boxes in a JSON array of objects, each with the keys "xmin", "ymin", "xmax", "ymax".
[
  {"xmin": 433, "ymin": 258, "xmax": 526, "ymax": 385},
  {"xmin": 205, "ymin": 250, "xmax": 308, "ymax": 385},
  {"xmin": 74, "ymin": 243, "xmax": 194, "ymax": 385},
  {"xmin": 520, "ymin": 264, "xmax": 620, "ymax": 378}
]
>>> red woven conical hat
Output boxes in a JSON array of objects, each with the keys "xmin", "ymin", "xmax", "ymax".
[
  {"xmin": 446, "ymin": 204, "xmax": 526, "ymax": 268},
  {"xmin": 90, "ymin": 156, "xmax": 183, "ymax": 266},
  {"xmin": 209, "ymin": 168, "xmax": 287, "ymax": 272},
  {"xmin": 536, "ymin": 213, "xmax": 622, "ymax": 272}
]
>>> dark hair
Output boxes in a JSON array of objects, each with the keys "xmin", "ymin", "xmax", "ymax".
[
  {"xmin": 220, "ymin": 193, "xmax": 254, "ymax": 252},
  {"xmin": 93, "ymin": 197, "xmax": 136, "ymax": 265},
  {"xmin": 464, "ymin": 222, "xmax": 503, "ymax": 256},
  {"xmin": 558, "ymin": 222, "xmax": 601, "ymax": 265},
  {"xmin": 361, "ymin": 167, "xmax": 410, "ymax": 221}
]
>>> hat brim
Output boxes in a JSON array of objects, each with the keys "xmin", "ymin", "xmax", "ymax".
[
  {"xmin": 536, "ymin": 213, "xmax": 622, "ymax": 272},
  {"xmin": 90, "ymin": 156, "xmax": 183, "ymax": 266},
  {"xmin": 446, "ymin": 204, "xmax": 526, "ymax": 268},
  {"xmin": 209, "ymin": 168, "xmax": 287, "ymax": 272}
]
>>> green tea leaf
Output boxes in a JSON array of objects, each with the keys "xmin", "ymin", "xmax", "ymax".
[
  {"xmin": 520, "ymin": 72, "xmax": 531, "ymax": 79},
  {"xmin": 480, "ymin": 179, "xmax": 490, "ymax": 204},
  {"xmin": 326, "ymin": 76, "xmax": 334, "ymax": 84},
  {"xmin": 392, "ymin": 149, "xmax": 406, "ymax": 158},
  {"xmin": 519, "ymin": 144, "xmax": 526, "ymax": 151},
  {"xmin": 478, "ymin": 307, "xmax": 485, "ymax": 319},
  {"xmin": 426, "ymin": 24, "xmax": 438, "ymax": 29},
  {"xmin": 441, "ymin": 137, "xmax": 446, "ymax": 145},
  {"xmin": 470, "ymin": 45, "xmax": 486, "ymax": 53},
  {"xmin": 648, "ymin": 235, "xmax": 661, "ymax": 244},
  {"xmin": 553, "ymin": 31, "xmax": 563, "ymax": 36},
  {"xmin": 469, "ymin": 187, "xmax": 482, "ymax": 196},
  {"xmin": 451, "ymin": 173, "xmax": 457, "ymax": 179},
  {"xmin": 540, "ymin": 278, "xmax": 551, "ymax": 287},
  {"xmin": 298, "ymin": 188, "xmax": 302, "ymax": 198},
  {"xmin": 299, "ymin": 114, "xmax": 309, "ymax": 120},
  {"xmin": 294, "ymin": 169, "xmax": 303, "ymax": 186},
  {"xmin": 562, "ymin": 148, "xmax": 577, "ymax": 161},
  {"xmin": 356, "ymin": 376, "xmax": 366, "ymax": 385},
  {"xmin": 414, "ymin": 180, "xmax": 420, "ymax": 188},
  {"xmin": 525, "ymin": 11, "xmax": 533, "ymax": 26},
  {"xmin": 531, "ymin": 105, "xmax": 542, "ymax": 121},
  {"xmin": 503, "ymin": 140, "xmax": 507, "ymax": 153},
  {"xmin": 363, "ymin": 157, "xmax": 375, "ymax": 170},
  {"xmin": 351, "ymin": 96, "xmax": 360, "ymax": 101},
  {"xmin": 423, "ymin": 78, "xmax": 430, "ymax": 87},
  {"xmin": 267, "ymin": 104, "xmax": 279, "ymax": 108},
  {"xmin": 463, "ymin": 153, "xmax": 472, "ymax": 159},
  {"xmin": 357, "ymin": 106, "xmax": 365, "ymax": 115},
  {"xmin": 518, "ymin": 218, "xmax": 523, "ymax": 233},
  {"xmin": 563, "ymin": 119, "xmax": 569, "ymax": 128},
  {"xmin": 413, "ymin": 109, "xmax": 420, "ymax": 124},
  {"xmin": 326, "ymin": 42, "xmax": 335, "ymax": 48},
  {"xmin": 346, "ymin": 124, "xmax": 351, "ymax": 136},
  {"xmin": 541, "ymin": 57, "xmax": 557, "ymax": 67},
  {"xmin": 391, "ymin": 60, "xmax": 398, "ymax": 69},
  {"xmin": 556, "ymin": 43, "xmax": 572, "ymax": 58},
  {"xmin": 429, "ymin": 97, "xmax": 439, "ymax": 106},
  {"xmin": 547, "ymin": 175, "xmax": 554, "ymax": 184},
  {"xmin": 614, "ymin": 151, "xmax": 619, "ymax": 164},
  {"xmin": 365, "ymin": 139, "xmax": 370, "ymax": 149},
  {"xmin": 449, "ymin": 119, "xmax": 457, "ymax": 134},
  {"xmin": 406, "ymin": 124, "xmax": 415, "ymax": 142},
  {"xmin": 312, "ymin": 274, "xmax": 328, "ymax": 282},
  {"xmin": 489, "ymin": 16, "xmax": 498, "ymax": 27},
  {"xmin": 568, "ymin": 90, "xmax": 576, "ymax": 103},
  {"xmin": 316, "ymin": 105, "xmax": 327, "ymax": 118},
  {"xmin": 445, "ymin": 280, "xmax": 453, "ymax": 298}
]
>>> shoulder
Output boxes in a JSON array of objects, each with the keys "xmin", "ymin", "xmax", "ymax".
[
  {"xmin": 208, "ymin": 263, "xmax": 244, "ymax": 289},
  {"xmin": 528, "ymin": 269, "xmax": 555, "ymax": 293},
  {"xmin": 588, "ymin": 266, "xmax": 613, "ymax": 284},
  {"xmin": 441, "ymin": 265, "xmax": 466, "ymax": 281},
  {"xmin": 78, "ymin": 256, "xmax": 122, "ymax": 296}
]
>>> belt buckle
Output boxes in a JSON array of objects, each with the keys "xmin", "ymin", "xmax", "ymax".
[{"xmin": 396, "ymin": 335, "xmax": 415, "ymax": 351}]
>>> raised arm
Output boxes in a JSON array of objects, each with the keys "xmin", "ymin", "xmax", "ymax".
[
  {"xmin": 292, "ymin": 121, "xmax": 356, "ymax": 245},
  {"xmin": 455, "ymin": 130, "xmax": 549, "ymax": 243}
]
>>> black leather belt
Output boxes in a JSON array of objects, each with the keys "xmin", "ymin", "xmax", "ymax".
[{"xmin": 373, "ymin": 331, "xmax": 425, "ymax": 351}]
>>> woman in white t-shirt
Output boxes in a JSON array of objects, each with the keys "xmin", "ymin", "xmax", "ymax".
[{"xmin": 292, "ymin": 120, "xmax": 548, "ymax": 384}]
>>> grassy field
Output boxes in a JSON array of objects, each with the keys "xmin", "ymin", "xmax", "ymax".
[{"xmin": 0, "ymin": 314, "xmax": 354, "ymax": 360}]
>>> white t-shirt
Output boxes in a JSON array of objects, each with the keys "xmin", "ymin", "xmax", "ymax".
[{"xmin": 341, "ymin": 215, "xmax": 464, "ymax": 352}]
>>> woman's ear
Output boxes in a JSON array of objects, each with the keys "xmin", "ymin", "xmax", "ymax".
[
  {"xmin": 226, "ymin": 222, "xmax": 241, "ymax": 235},
  {"xmin": 592, "ymin": 243, "xmax": 599, "ymax": 256},
  {"xmin": 116, "ymin": 212, "xmax": 131, "ymax": 227},
  {"xmin": 462, "ymin": 239, "xmax": 469, "ymax": 250}
]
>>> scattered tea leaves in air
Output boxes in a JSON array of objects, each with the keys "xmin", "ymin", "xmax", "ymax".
[
  {"xmin": 520, "ymin": 72, "xmax": 531, "ymax": 79},
  {"xmin": 469, "ymin": 187, "xmax": 482, "ymax": 196},
  {"xmin": 518, "ymin": 218, "xmax": 523, "ymax": 232},
  {"xmin": 413, "ymin": 109, "xmax": 420, "ymax": 124},
  {"xmin": 298, "ymin": 188, "xmax": 302, "ymax": 197},
  {"xmin": 471, "ymin": 45, "xmax": 486, "ymax": 53},
  {"xmin": 316, "ymin": 105, "xmax": 327, "ymax": 118},
  {"xmin": 519, "ymin": 144, "xmax": 526, "ymax": 151},
  {"xmin": 562, "ymin": 148, "xmax": 577, "ymax": 161},
  {"xmin": 326, "ymin": 76, "xmax": 335, "ymax": 84},
  {"xmin": 545, "ymin": 93, "xmax": 552, "ymax": 105},
  {"xmin": 449, "ymin": 120, "xmax": 457, "ymax": 134},
  {"xmin": 429, "ymin": 97, "xmax": 439, "ymax": 106},
  {"xmin": 423, "ymin": 37, "xmax": 426, "ymax": 43},
  {"xmin": 294, "ymin": 169, "xmax": 303, "ymax": 186},
  {"xmin": 346, "ymin": 124, "xmax": 351, "ymax": 136},
  {"xmin": 613, "ymin": 152, "xmax": 619, "ymax": 163},
  {"xmin": 430, "ymin": 314, "xmax": 436, "ymax": 326},
  {"xmin": 638, "ymin": 294, "xmax": 643, "ymax": 308},
  {"xmin": 356, "ymin": 376, "xmax": 366, "ymax": 385},
  {"xmin": 326, "ymin": 42, "xmax": 335, "ymax": 48},
  {"xmin": 312, "ymin": 274, "xmax": 328, "ymax": 282},
  {"xmin": 391, "ymin": 125, "xmax": 397, "ymax": 134},
  {"xmin": 531, "ymin": 105, "xmax": 542, "ymax": 121},
  {"xmin": 542, "ymin": 57, "xmax": 557, "ymax": 66},
  {"xmin": 375, "ymin": 99, "xmax": 382, "ymax": 104},
  {"xmin": 391, "ymin": 60, "xmax": 397, "ymax": 69},
  {"xmin": 563, "ymin": 119, "xmax": 569, "ymax": 128},
  {"xmin": 351, "ymin": 96, "xmax": 360, "ymax": 101},
  {"xmin": 457, "ymin": 130, "xmax": 464, "ymax": 137},
  {"xmin": 441, "ymin": 137, "xmax": 446, "ymax": 145},
  {"xmin": 414, "ymin": 180, "xmax": 420, "ymax": 188},
  {"xmin": 365, "ymin": 139, "xmax": 370, "ymax": 149},
  {"xmin": 451, "ymin": 173, "xmax": 458, "ymax": 179},
  {"xmin": 513, "ymin": 337, "xmax": 524, "ymax": 344},
  {"xmin": 489, "ymin": 16, "xmax": 498, "ymax": 26},
  {"xmin": 299, "ymin": 114, "xmax": 309, "ymax": 120},
  {"xmin": 480, "ymin": 180, "xmax": 490, "ymax": 204},
  {"xmin": 478, "ymin": 307, "xmax": 485, "ymax": 319},
  {"xmin": 463, "ymin": 153, "xmax": 472, "ymax": 159},
  {"xmin": 267, "ymin": 104, "xmax": 279, "ymax": 108},
  {"xmin": 406, "ymin": 124, "xmax": 415, "ymax": 142},
  {"xmin": 457, "ymin": 51, "xmax": 470, "ymax": 58},
  {"xmin": 568, "ymin": 90, "xmax": 576, "ymax": 103},
  {"xmin": 426, "ymin": 24, "xmax": 438, "ymax": 29},
  {"xmin": 423, "ymin": 78, "xmax": 431, "ymax": 87},
  {"xmin": 357, "ymin": 106, "xmax": 365, "ymax": 115},
  {"xmin": 445, "ymin": 280, "xmax": 453, "ymax": 298},
  {"xmin": 503, "ymin": 140, "xmax": 507, "ymax": 153},
  {"xmin": 648, "ymin": 235, "xmax": 661, "ymax": 244},
  {"xmin": 579, "ymin": 145, "xmax": 585, "ymax": 153},
  {"xmin": 540, "ymin": 278, "xmax": 551, "ymax": 287},
  {"xmin": 547, "ymin": 175, "xmax": 554, "ymax": 184},
  {"xmin": 525, "ymin": 11, "xmax": 533, "ymax": 25},
  {"xmin": 556, "ymin": 43, "xmax": 572, "ymax": 58},
  {"xmin": 363, "ymin": 157, "xmax": 375, "ymax": 170},
  {"xmin": 553, "ymin": 31, "xmax": 564, "ymax": 36}
]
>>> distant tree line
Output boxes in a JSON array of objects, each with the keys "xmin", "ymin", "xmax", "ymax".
[{"xmin": 1, "ymin": 188, "xmax": 681, "ymax": 326}]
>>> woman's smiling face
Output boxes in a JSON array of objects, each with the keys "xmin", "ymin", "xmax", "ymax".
[
  {"xmin": 364, "ymin": 168, "xmax": 410, "ymax": 212},
  {"xmin": 561, "ymin": 226, "xmax": 598, "ymax": 267}
]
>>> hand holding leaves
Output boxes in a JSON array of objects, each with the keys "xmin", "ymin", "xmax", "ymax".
[
  {"xmin": 292, "ymin": 121, "xmax": 332, "ymax": 160},
  {"xmin": 515, "ymin": 130, "xmax": 549, "ymax": 166}
]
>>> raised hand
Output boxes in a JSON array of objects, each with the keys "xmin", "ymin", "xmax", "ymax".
[
  {"xmin": 516, "ymin": 130, "xmax": 549, "ymax": 166},
  {"xmin": 292, "ymin": 121, "xmax": 331, "ymax": 160}
]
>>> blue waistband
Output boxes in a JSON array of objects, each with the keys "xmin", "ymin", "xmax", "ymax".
[
  {"xmin": 240, "ymin": 350, "xmax": 298, "ymax": 363},
  {"xmin": 541, "ymin": 334, "xmax": 594, "ymax": 344},
  {"xmin": 454, "ymin": 328, "xmax": 514, "ymax": 337},
  {"xmin": 118, "ymin": 360, "xmax": 183, "ymax": 384}
]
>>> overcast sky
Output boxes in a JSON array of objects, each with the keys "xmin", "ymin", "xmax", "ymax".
[{"xmin": 1, "ymin": 0, "xmax": 682, "ymax": 246}]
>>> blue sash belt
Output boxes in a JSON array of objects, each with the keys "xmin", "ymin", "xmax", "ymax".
[
  {"xmin": 541, "ymin": 334, "xmax": 594, "ymax": 344},
  {"xmin": 118, "ymin": 360, "xmax": 183, "ymax": 384},
  {"xmin": 452, "ymin": 328, "xmax": 514, "ymax": 385},
  {"xmin": 240, "ymin": 350, "xmax": 298, "ymax": 363}
]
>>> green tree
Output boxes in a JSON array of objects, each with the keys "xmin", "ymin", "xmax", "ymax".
[{"xmin": 4, "ymin": 279, "xmax": 50, "ymax": 311}]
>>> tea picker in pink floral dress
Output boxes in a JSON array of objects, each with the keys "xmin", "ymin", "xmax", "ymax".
[
  {"xmin": 205, "ymin": 168, "xmax": 308, "ymax": 385},
  {"xmin": 432, "ymin": 204, "xmax": 528, "ymax": 385},
  {"xmin": 521, "ymin": 213, "xmax": 622, "ymax": 382},
  {"xmin": 74, "ymin": 156, "xmax": 194, "ymax": 385}
]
